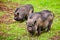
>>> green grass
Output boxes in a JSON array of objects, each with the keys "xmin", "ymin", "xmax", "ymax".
[
  {"xmin": 0, "ymin": 12, "xmax": 5, "ymax": 16},
  {"xmin": 0, "ymin": 0, "xmax": 60, "ymax": 40}
]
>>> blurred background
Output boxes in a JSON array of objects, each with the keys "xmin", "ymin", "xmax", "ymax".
[{"xmin": 0, "ymin": 0, "xmax": 60, "ymax": 40}]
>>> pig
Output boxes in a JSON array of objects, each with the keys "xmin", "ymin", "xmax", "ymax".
[
  {"xmin": 26, "ymin": 12, "xmax": 41, "ymax": 35},
  {"xmin": 26, "ymin": 10, "xmax": 54, "ymax": 36},
  {"xmin": 39, "ymin": 10, "xmax": 54, "ymax": 32},
  {"xmin": 14, "ymin": 4, "xmax": 34, "ymax": 21}
]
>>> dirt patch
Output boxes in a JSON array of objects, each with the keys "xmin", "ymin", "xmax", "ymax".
[
  {"xmin": 0, "ymin": 13, "xmax": 15, "ymax": 24},
  {"xmin": 50, "ymin": 36, "xmax": 60, "ymax": 40},
  {"xmin": 0, "ymin": 2, "xmax": 21, "ymax": 24},
  {"xmin": 0, "ymin": 1, "xmax": 20, "ymax": 11},
  {"xmin": 50, "ymin": 31, "xmax": 60, "ymax": 40},
  {"xmin": 0, "ymin": 31, "xmax": 9, "ymax": 36}
]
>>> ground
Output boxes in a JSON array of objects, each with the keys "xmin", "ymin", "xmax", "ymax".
[{"xmin": 0, "ymin": 0, "xmax": 60, "ymax": 40}]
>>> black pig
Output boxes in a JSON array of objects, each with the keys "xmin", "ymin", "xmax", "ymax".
[
  {"xmin": 14, "ymin": 4, "xmax": 34, "ymax": 21},
  {"xmin": 26, "ymin": 10, "xmax": 54, "ymax": 35}
]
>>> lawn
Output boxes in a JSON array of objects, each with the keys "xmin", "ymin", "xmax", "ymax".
[{"xmin": 0, "ymin": 0, "xmax": 60, "ymax": 40}]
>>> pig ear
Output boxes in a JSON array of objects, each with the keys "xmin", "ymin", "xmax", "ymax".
[
  {"xmin": 15, "ymin": 8, "xmax": 19, "ymax": 12},
  {"xmin": 29, "ymin": 9, "xmax": 34, "ymax": 15},
  {"xmin": 38, "ymin": 17, "xmax": 42, "ymax": 21}
]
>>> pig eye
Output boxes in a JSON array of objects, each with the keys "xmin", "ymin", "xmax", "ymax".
[{"xmin": 17, "ymin": 13, "xmax": 19, "ymax": 15}]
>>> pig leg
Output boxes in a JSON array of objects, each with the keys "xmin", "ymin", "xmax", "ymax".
[
  {"xmin": 41, "ymin": 27, "xmax": 46, "ymax": 31},
  {"xmin": 29, "ymin": 31, "xmax": 34, "ymax": 36},
  {"xmin": 37, "ymin": 26, "xmax": 41, "ymax": 36},
  {"xmin": 25, "ymin": 16, "xmax": 27, "ymax": 20},
  {"xmin": 47, "ymin": 20, "xmax": 53, "ymax": 32}
]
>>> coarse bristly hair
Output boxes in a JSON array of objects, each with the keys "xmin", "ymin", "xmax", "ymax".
[{"xmin": 14, "ymin": 4, "xmax": 34, "ymax": 21}]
